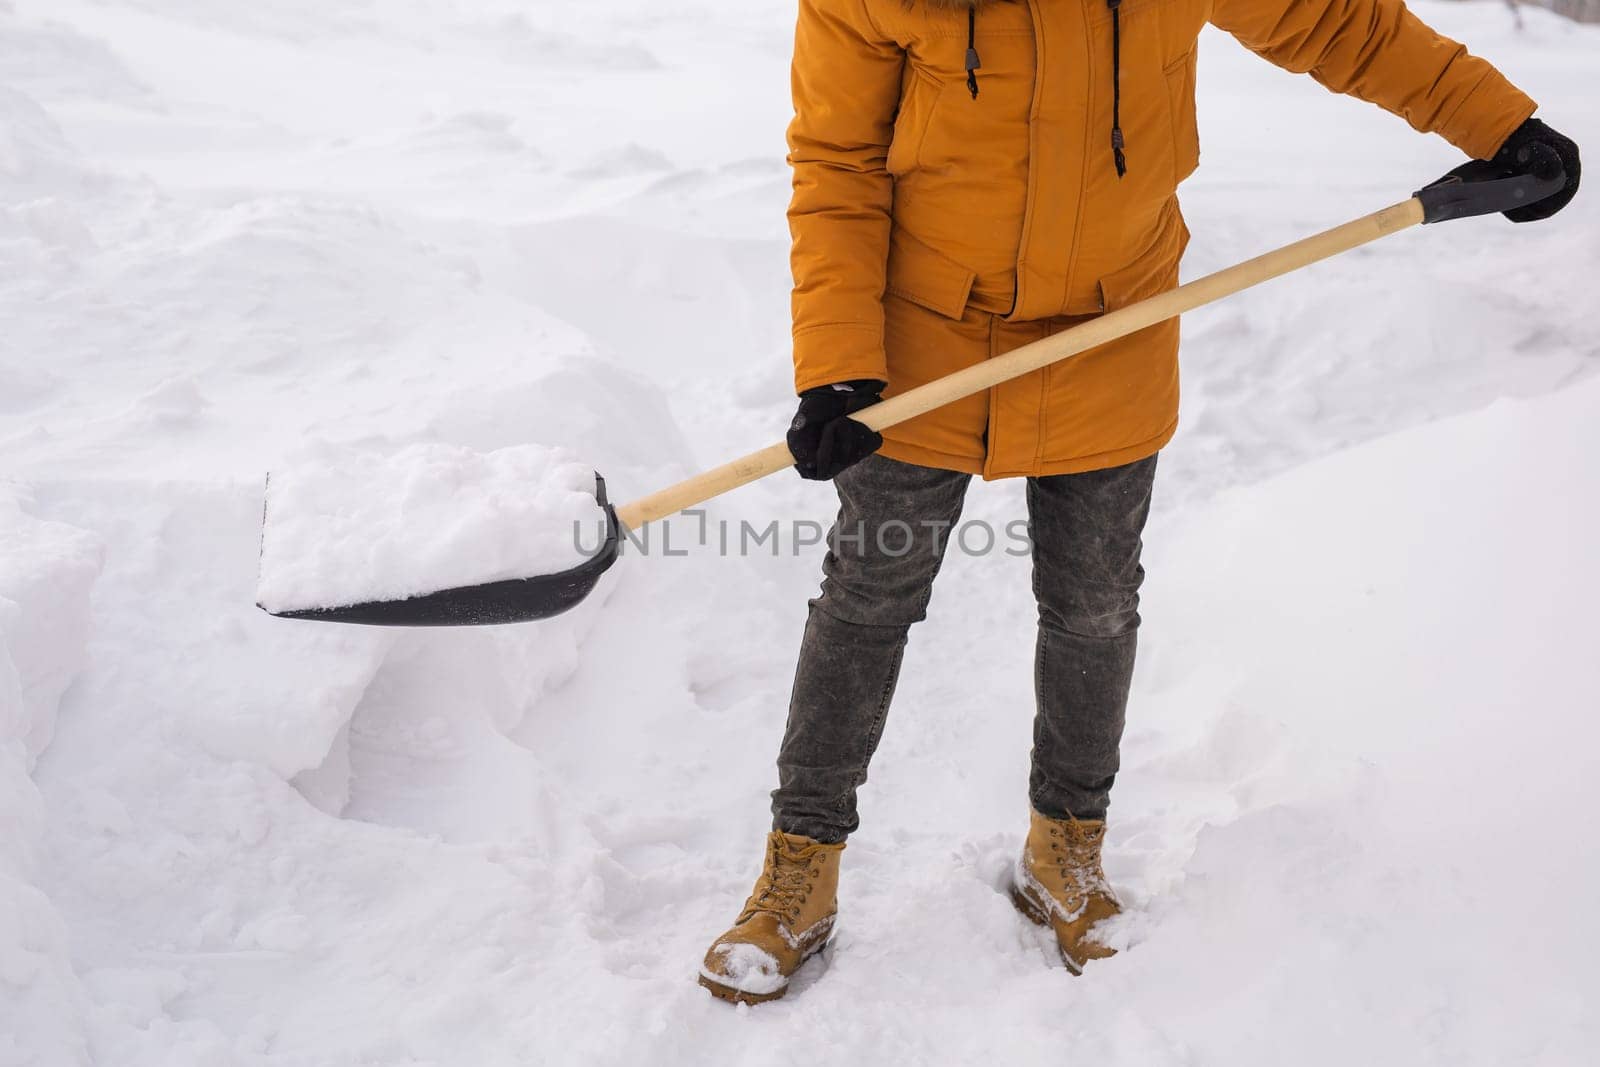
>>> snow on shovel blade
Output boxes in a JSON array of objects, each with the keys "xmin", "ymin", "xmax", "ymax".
[
  {"xmin": 256, "ymin": 445, "xmax": 622, "ymax": 626},
  {"xmin": 264, "ymin": 494, "xmax": 620, "ymax": 626}
]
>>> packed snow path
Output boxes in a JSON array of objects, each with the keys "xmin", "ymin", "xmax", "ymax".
[{"xmin": 2, "ymin": 2, "xmax": 1597, "ymax": 1064}]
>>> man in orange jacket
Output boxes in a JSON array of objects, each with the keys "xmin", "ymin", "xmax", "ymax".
[{"xmin": 698, "ymin": 0, "xmax": 1580, "ymax": 1004}]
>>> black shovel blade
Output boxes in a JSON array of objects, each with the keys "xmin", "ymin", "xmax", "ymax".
[{"xmin": 260, "ymin": 474, "xmax": 623, "ymax": 627}]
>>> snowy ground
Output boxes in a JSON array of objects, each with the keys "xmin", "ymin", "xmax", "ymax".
[{"xmin": 2, "ymin": 1, "xmax": 1597, "ymax": 1064}]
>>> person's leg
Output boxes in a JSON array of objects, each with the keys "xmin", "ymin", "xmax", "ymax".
[
  {"xmin": 1026, "ymin": 453, "xmax": 1158, "ymax": 821},
  {"xmin": 771, "ymin": 454, "xmax": 971, "ymax": 843}
]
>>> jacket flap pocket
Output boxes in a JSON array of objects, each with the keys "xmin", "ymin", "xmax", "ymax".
[
  {"xmin": 1097, "ymin": 205, "xmax": 1192, "ymax": 312},
  {"xmin": 887, "ymin": 228, "xmax": 977, "ymax": 320}
]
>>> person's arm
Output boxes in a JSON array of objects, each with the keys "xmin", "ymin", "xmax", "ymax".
[
  {"xmin": 787, "ymin": 0, "xmax": 905, "ymax": 394},
  {"xmin": 1209, "ymin": 0, "xmax": 1535, "ymax": 161}
]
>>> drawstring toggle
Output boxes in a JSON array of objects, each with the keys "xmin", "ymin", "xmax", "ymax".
[
  {"xmin": 965, "ymin": 4, "xmax": 981, "ymax": 100},
  {"xmin": 1107, "ymin": 0, "xmax": 1127, "ymax": 177}
]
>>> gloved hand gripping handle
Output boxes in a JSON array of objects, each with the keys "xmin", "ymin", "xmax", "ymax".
[{"xmin": 1415, "ymin": 160, "xmax": 1567, "ymax": 224}]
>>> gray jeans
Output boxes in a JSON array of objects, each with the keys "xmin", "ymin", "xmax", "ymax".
[{"xmin": 771, "ymin": 452, "xmax": 1157, "ymax": 843}]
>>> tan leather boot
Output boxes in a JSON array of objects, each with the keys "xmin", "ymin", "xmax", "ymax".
[
  {"xmin": 698, "ymin": 830, "xmax": 843, "ymax": 1004},
  {"xmin": 1010, "ymin": 810, "xmax": 1122, "ymax": 974}
]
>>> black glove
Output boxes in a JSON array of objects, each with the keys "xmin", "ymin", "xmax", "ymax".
[
  {"xmin": 1489, "ymin": 117, "xmax": 1580, "ymax": 222},
  {"xmin": 787, "ymin": 379, "xmax": 885, "ymax": 480}
]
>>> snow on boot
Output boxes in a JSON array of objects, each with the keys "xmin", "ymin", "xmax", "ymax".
[
  {"xmin": 698, "ymin": 830, "xmax": 843, "ymax": 1004},
  {"xmin": 1009, "ymin": 810, "xmax": 1121, "ymax": 974}
]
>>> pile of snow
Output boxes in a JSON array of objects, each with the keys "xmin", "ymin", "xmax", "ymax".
[
  {"xmin": 257, "ymin": 443, "xmax": 607, "ymax": 613},
  {"xmin": 0, "ymin": 488, "xmax": 101, "ymax": 1067},
  {"xmin": 1102, "ymin": 376, "xmax": 1600, "ymax": 1062},
  {"xmin": 0, "ymin": 489, "xmax": 102, "ymax": 764}
]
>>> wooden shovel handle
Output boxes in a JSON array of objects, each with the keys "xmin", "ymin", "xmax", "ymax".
[{"xmin": 613, "ymin": 197, "xmax": 1424, "ymax": 530}]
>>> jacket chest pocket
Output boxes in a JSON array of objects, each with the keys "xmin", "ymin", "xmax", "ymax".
[
  {"xmin": 893, "ymin": 14, "xmax": 1036, "ymax": 176},
  {"xmin": 887, "ymin": 69, "xmax": 945, "ymax": 177},
  {"xmin": 1164, "ymin": 45, "xmax": 1199, "ymax": 183},
  {"xmin": 1153, "ymin": 0, "xmax": 1206, "ymax": 183},
  {"xmin": 1084, "ymin": 0, "xmax": 1203, "ymax": 190}
]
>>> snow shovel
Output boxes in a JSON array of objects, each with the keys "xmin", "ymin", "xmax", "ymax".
[{"xmin": 262, "ymin": 163, "xmax": 1564, "ymax": 626}]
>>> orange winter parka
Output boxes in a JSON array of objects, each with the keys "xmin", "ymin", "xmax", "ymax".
[{"xmin": 787, "ymin": 0, "xmax": 1535, "ymax": 477}]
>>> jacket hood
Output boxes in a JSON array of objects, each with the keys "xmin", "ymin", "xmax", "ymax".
[{"xmin": 923, "ymin": 0, "xmax": 1009, "ymax": 10}]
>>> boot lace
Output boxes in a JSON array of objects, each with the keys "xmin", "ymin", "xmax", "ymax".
[
  {"xmin": 1045, "ymin": 820, "xmax": 1110, "ymax": 898},
  {"xmin": 746, "ymin": 838, "xmax": 821, "ymax": 924}
]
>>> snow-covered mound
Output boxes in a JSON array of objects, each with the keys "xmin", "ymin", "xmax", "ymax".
[
  {"xmin": 1, "ymin": 0, "xmax": 1596, "ymax": 1063},
  {"xmin": 1114, "ymin": 377, "xmax": 1600, "ymax": 1064},
  {"xmin": 0, "ymin": 489, "xmax": 101, "ymax": 1067}
]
